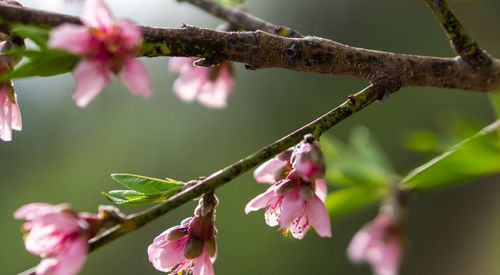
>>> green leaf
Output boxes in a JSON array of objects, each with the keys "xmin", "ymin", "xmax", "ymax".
[
  {"xmin": 102, "ymin": 190, "xmax": 165, "ymax": 206},
  {"xmin": 321, "ymin": 127, "xmax": 396, "ymax": 188},
  {"xmin": 110, "ymin": 173, "xmax": 183, "ymax": 195},
  {"xmin": 349, "ymin": 126, "xmax": 394, "ymax": 172},
  {"xmin": 0, "ymin": 49, "xmax": 78, "ymax": 80},
  {"xmin": 12, "ymin": 25, "xmax": 49, "ymax": 49},
  {"xmin": 402, "ymin": 120, "xmax": 500, "ymax": 190},
  {"xmin": 325, "ymin": 187, "xmax": 385, "ymax": 218},
  {"xmin": 325, "ymin": 159, "xmax": 392, "ymax": 188},
  {"xmin": 404, "ymin": 130, "xmax": 440, "ymax": 153}
]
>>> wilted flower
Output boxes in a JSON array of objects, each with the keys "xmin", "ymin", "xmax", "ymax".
[
  {"xmin": 49, "ymin": 0, "xmax": 152, "ymax": 107},
  {"xmin": 148, "ymin": 193, "xmax": 218, "ymax": 275},
  {"xmin": 14, "ymin": 203, "xmax": 99, "ymax": 275},
  {"xmin": 347, "ymin": 205, "xmax": 403, "ymax": 275},
  {"xmin": 169, "ymin": 57, "xmax": 234, "ymax": 109}
]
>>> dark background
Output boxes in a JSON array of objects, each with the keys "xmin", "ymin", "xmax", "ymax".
[{"xmin": 1, "ymin": 0, "xmax": 499, "ymax": 274}]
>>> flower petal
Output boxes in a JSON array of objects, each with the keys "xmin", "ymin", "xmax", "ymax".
[
  {"xmin": 82, "ymin": 0, "xmax": 114, "ymax": 30},
  {"xmin": 305, "ymin": 195, "xmax": 332, "ymax": 237},
  {"xmin": 13, "ymin": 203, "xmax": 58, "ymax": 220},
  {"xmin": 372, "ymin": 236, "xmax": 401, "ymax": 275},
  {"xmin": 72, "ymin": 60, "xmax": 109, "ymax": 107},
  {"xmin": 193, "ymin": 248, "xmax": 215, "ymax": 275},
  {"xmin": 280, "ymin": 190, "xmax": 304, "ymax": 230},
  {"xmin": 315, "ymin": 179, "xmax": 327, "ymax": 202},
  {"xmin": 117, "ymin": 20, "xmax": 142, "ymax": 48},
  {"xmin": 253, "ymin": 158, "xmax": 287, "ymax": 184},
  {"xmin": 11, "ymin": 98, "xmax": 22, "ymax": 131},
  {"xmin": 197, "ymin": 66, "xmax": 234, "ymax": 109},
  {"xmin": 244, "ymin": 187, "xmax": 276, "ymax": 214},
  {"xmin": 120, "ymin": 58, "xmax": 152, "ymax": 98},
  {"xmin": 25, "ymin": 213, "xmax": 81, "ymax": 256},
  {"xmin": 148, "ymin": 237, "xmax": 187, "ymax": 272},
  {"xmin": 35, "ymin": 257, "xmax": 59, "ymax": 275},
  {"xmin": 169, "ymin": 57, "xmax": 193, "ymax": 73},
  {"xmin": 51, "ymin": 237, "xmax": 88, "ymax": 275},
  {"xmin": 48, "ymin": 24, "xmax": 94, "ymax": 55},
  {"xmin": 172, "ymin": 68, "xmax": 206, "ymax": 102},
  {"xmin": 289, "ymin": 215, "xmax": 310, "ymax": 240},
  {"xmin": 0, "ymin": 91, "xmax": 12, "ymax": 141},
  {"xmin": 347, "ymin": 223, "xmax": 376, "ymax": 263}
]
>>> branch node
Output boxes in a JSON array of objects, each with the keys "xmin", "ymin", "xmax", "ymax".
[
  {"xmin": 348, "ymin": 94, "xmax": 356, "ymax": 105},
  {"xmin": 285, "ymin": 41, "xmax": 302, "ymax": 66}
]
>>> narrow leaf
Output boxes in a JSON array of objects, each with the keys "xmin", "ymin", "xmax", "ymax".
[
  {"xmin": 322, "ymin": 132, "xmax": 396, "ymax": 188},
  {"xmin": 102, "ymin": 190, "xmax": 165, "ymax": 206},
  {"xmin": 349, "ymin": 126, "xmax": 394, "ymax": 172},
  {"xmin": 110, "ymin": 173, "xmax": 183, "ymax": 195},
  {"xmin": 402, "ymin": 120, "xmax": 500, "ymax": 190}
]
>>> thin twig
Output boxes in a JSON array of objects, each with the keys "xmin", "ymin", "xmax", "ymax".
[
  {"xmin": 18, "ymin": 79, "xmax": 400, "ymax": 275},
  {"xmin": 177, "ymin": 0, "xmax": 303, "ymax": 38},
  {"xmin": 423, "ymin": 0, "xmax": 492, "ymax": 68}
]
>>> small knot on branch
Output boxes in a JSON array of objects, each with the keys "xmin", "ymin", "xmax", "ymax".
[{"xmin": 285, "ymin": 41, "xmax": 302, "ymax": 66}]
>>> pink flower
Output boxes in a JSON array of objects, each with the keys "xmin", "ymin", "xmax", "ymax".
[
  {"xmin": 291, "ymin": 134, "xmax": 326, "ymax": 182},
  {"xmin": 0, "ymin": 81, "xmax": 22, "ymax": 142},
  {"xmin": 246, "ymin": 135, "xmax": 331, "ymax": 239},
  {"xmin": 347, "ymin": 210, "xmax": 402, "ymax": 275},
  {"xmin": 49, "ymin": 0, "xmax": 152, "ymax": 107},
  {"xmin": 148, "ymin": 216, "xmax": 217, "ymax": 275},
  {"xmin": 245, "ymin": 170, "xmax": 331, "ymax": 239},
  {"xmin": 169, "ymin": 57, "xmax": 234, "ymax": 109},
  {"xmin": 14, "ymin": 203, "xmax": 98, "ymax": 275}
]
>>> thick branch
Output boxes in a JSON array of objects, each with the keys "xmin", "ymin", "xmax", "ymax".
[
  {"xmin": 141, "ymin": 27, "xmax": 500, "ymax": 91},
  {"xmin": 178, "ymin": 0, "xmax": 303, "ymax": 38},
  {"xmin": 424, "ymin": 0, "xmax": 492, "ymax": 68},
  {"xmin": 0, "ymin": 4, "xmax": 498, "ymax": 91}
]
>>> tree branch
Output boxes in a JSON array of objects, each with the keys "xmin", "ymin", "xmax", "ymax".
[
  {"xmin": 18, "ymin": 79, "xmax": 399, "ymax": 275},
  {"xmin": 424, "ymin": 0, "xmax": 492, "ymax": 68},
  {"xmin": 177, "ymin": 0, "xmax": 303, "ymax": 38},
  {"xmin": 0, "ymin": 4, "xmax": 498, "ymax": 92}
]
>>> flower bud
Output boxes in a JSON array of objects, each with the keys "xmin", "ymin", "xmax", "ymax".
[{"xmin": 292, "ymin": 135, "xmax": 326, "ymax": 181}]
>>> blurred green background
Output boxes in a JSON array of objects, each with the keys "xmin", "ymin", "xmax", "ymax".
[{"xmin": 1, "ymin": 0, "xmax": 500, "ymax": 274}]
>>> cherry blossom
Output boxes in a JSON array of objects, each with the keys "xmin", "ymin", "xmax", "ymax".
[
  {"xmin": 49, "ymin": 0, "xmax": 152, "ymax": 107},
  {"xmin": 14, "ymin": 203, "xmax": 99, "ymax": 275}
]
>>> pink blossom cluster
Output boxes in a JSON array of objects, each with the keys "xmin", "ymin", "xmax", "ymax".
[
  {"xmin": 245, "ymin": 134, "xmax": 332, "ymax": 239},
  {"xmin": 49, "ymin": 0, "xmax": 152, "ymax": 107},
  {"xmin": 347, "ymin": 205, "xmax": 403, "ymax": 275},
  {"xmin": 148, "ymin": 194, "xmax": 219, "ymax": 275},
  {"xmin": 169, "ymin": 58, "xmax": 235, "ymax": 109},
  {"xmin": 14, "ymin": 203, "xmax": 100, "ymax": 275}
]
